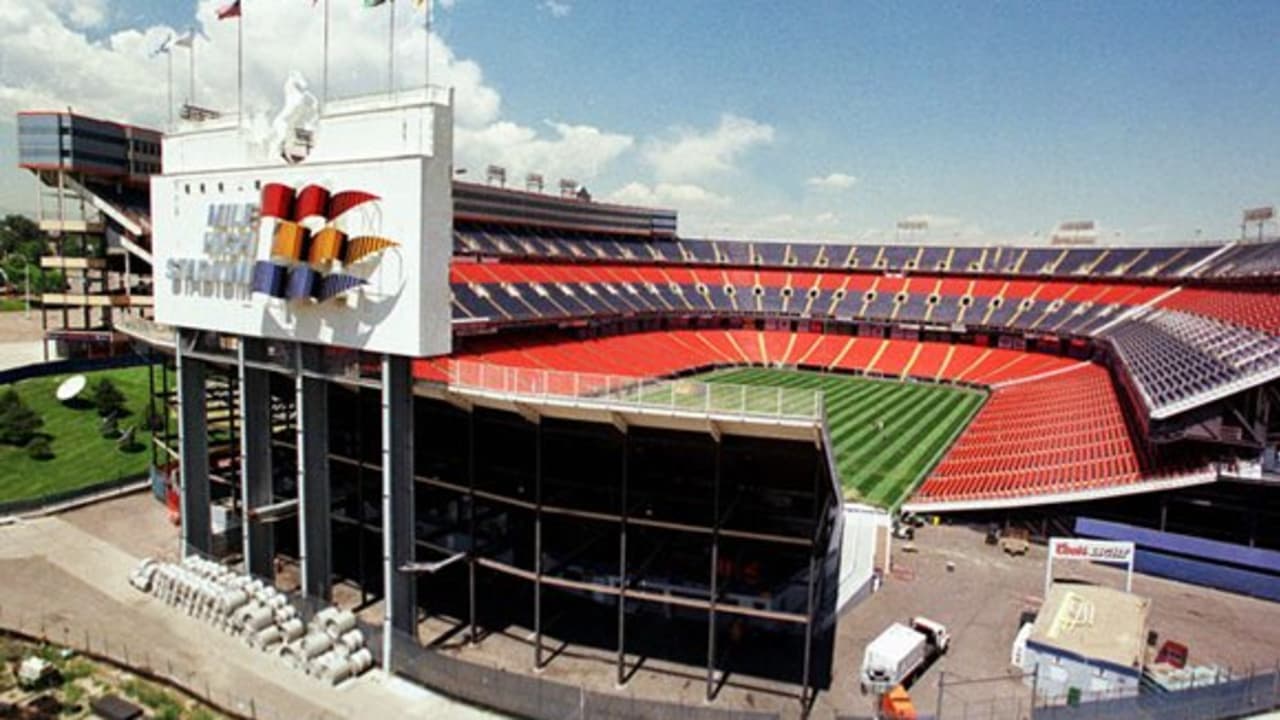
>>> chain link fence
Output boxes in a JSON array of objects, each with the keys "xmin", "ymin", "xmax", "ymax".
[{"xmin": 389, "ymin": 627, "xmax": 781, "ymax": 720}]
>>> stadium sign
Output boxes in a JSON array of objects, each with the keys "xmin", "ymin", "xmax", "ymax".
[
  {"xmin": 1050, "ymin": 539, "xmax": 1134, "ymax": 563},
  {"xmin": 152, "ymin": 91, "xmax": 454, "ymax": 358},
  {"xmin": 1243, "ymin": 206, "xmax": 1275, "ymax": 223},
  {"xmin": 1044, "ymin": 537, "xmax": 1135, "ymax": 599}
]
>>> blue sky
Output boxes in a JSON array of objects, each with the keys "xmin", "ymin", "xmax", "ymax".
[{"xmin": 2, "ymin": 0, "xmax": 1279, "ymax": 243}]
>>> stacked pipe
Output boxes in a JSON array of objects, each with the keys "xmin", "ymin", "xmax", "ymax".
[{"xmin": 129, "ymin": 558, "xmax": 373, "ymax": 685}]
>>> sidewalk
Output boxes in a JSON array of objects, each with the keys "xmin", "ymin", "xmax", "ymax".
[{"xmin": 0, "ymin": 496, "xmax": 501, "ymax": 719}]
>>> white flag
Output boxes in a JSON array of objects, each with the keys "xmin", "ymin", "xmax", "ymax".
[{"xmin": 172, "ymin": 30, "xmax": 196, "ymax": 49}]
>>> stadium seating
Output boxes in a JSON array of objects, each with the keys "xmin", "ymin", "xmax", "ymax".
[
  {"xmin": 418, "ymin": 330, "xmax": 1081, "ymax": 387},
  {"xmin": 453, "ymin": 227, "xmax": 1275, "ymax": 279},
  {"xmin": 1102, "ymin": 309, "xmax": 1280, "ymax": 417},
  {"xmin": 448, "ymin": 260, "xmax": 1166, "ymax": 335},
  {"xmin": 915, "ymin": 364, "xmax": 1144, "ymax": 503},
  {"xmin": 1159, "ymin": 288, "xmax": 1280, "ymax": 335}
]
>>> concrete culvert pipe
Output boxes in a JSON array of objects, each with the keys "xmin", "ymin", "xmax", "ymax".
[
  {"xmin": 339, "ymin": 629, "xmax": 364, "ymax": 652},
  {"xmin": 280, "ymin": 618, "xmax": 305, "ymax": 642},
  {"xmin": 300, "ymin": 633, "xmax": 332, "ymax": 660},
  {"xmin": 324, "ymin": 610, "xmax": 357, "ymax": 637},
  {"xmin": 347, "ymin": 648, "xmax": 374, "ymax": 674}
]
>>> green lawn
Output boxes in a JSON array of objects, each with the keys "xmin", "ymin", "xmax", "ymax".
[
  {"xmin": 693, "ymin": 368, "xmax": 985, "ymax": 508},
  {"xmin": 0, "ymin": 365, "xmax": 161, "ymax": 504}
]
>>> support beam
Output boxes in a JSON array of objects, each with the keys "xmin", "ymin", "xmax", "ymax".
[
  {"xmin": 467, "ymin": 409, "xmax": 478, "ymax": 645},
  {"xmin": 706, "ymin": 437, "xmax": 721, "ymax": 702},
  {"xmin": 297, "ymin": 344, "xmax": 332, "ymax": 601},
  {"xmin": 616, "ymin": 430, "xmax": 628, "ymax": 687},
  {"xmin": 177, "ymin": 329, "xmax": 211, "ymax": 557},
  {"xmin": 382, "ymin": 354, "xmax": 417, "ymax": 673},
  {"xmin": 533, "ymin": 421, "xmax": 544, "ymax": 671},
  {"xmin": 239, "ymin": 338, "xmax": 274, "ymax": 579}
]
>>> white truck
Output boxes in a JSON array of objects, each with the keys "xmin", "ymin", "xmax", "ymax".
[{"xmin": 860, "ymin": 617, "xmax": 950, "ymax": 694}]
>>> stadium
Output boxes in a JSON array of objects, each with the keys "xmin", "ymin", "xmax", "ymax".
[{"xmin": 3, "ymin": 7, "xmax": 1280, "ymax": 719}]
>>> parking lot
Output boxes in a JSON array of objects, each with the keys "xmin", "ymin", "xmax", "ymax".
[{"xmin": 827, "ymin": 521, "xmax": 1280, "ymax": 717}]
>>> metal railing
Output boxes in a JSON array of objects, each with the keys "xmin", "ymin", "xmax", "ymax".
[{"xmin": 449, "ymin": 361, "xmax": 824, "ymax": 422}]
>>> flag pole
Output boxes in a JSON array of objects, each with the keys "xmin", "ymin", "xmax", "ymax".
[
  {"xmin": 322, "ymin": 0, "xmax": 330, "ymax": 108},
  {"xmin": 388, "ymin": 0, "xmax": 396, "ymax": 99},
  {"xmin": 189, "ymin": 28, "xmax": 196, "ymax": 105},
  {"xmin": 237, "ymin": 4, "xmax": 244, "ymax": 122},
  {"xmin": 425, "ymin": 0, "xmax": 433, "ymax": 94},
  {"xmin": 167, "ymin": 50, "xmax": 174, "ymax": 127}
]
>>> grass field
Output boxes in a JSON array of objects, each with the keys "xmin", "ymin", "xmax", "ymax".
[
  {"xmin": 696, "ymin": 368, "xmax": 985, "ymax": 508},
  {"xmin": 0, "ymin": 366, "xmax": 159, "ymax": 504}
]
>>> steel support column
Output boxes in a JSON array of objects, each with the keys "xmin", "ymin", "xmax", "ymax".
[
  {"xmin": 176, "ymin": 329, "xmax": 211, "ymax": 557},
  {"xmin": 801, "ymin": 463, "xmax": 821, "ymax": 707},
  {"xmin": 467, "ymin": 410, "xmax": 478, "ymax": 644},
  {"xmin": 297, "ymin": 343, "xmax": 331, "ymax": 601},
  {"xmin": 239, "ymin": 338, "xmax": 274, "ymax": 579},
  {"xmin": 382, "ymin": 354, "xmax": 416, "ymax": 672},
  {"xmin": 533, "ymin": 421, "xmax": 544, "ymax": 671},
  {"xmin": 706, "ymin": 437, "xmax": 721, "ymax": 702},
  {"xmin": 616, "ymin": 430, "xmax": 628, "ymax": 687}
]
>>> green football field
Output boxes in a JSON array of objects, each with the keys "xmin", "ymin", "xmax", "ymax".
[{"xmin": 696, "ymin": 368, "xmax": 986, "ymax": 508}]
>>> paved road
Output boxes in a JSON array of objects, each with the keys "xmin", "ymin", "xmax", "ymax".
[{"xmin": 0, "ymin": 492, "xmax": 500, "ymax": 720}]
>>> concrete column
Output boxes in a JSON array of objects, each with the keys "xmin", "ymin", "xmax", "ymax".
[
  {"xmin": 382, "ymin": 354, "xmax": 416, "ymax": 671},
  {"xmin": 297, "ymin": 343, "xmax": 331, "ymax": 601},
  {"xmin": 238, "ymin": 338, "xmax": 274, "ymax": 579},
  {"xmin": 176, "ymin": 329, "xmax": 211, "ymax": 557}
]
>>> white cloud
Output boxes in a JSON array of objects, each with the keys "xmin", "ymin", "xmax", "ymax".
[
  {"xmin": 456, "ymin": 120, "xmax": 633, "ymax": 185},
  {"xmin": 644, "ymin": 113, "xmax": 774, "ymax": 181},
  {"xmin": 0, "ymin": 0, "xmax": 635, "ymax": 212},
  {"xmin": 608, "ymin": 182, "xmax": 729, "ymax": 209},
  {"xmin": 46, "ymin": 0, "xmax": 107, "ymax": 29},
  {"xmin": 539, "ymin": 1, "xmax": 572, "ymax": 18},
  {"xmin": 806, "ymin": 172, "xmax": 857, "ymax": 190}
]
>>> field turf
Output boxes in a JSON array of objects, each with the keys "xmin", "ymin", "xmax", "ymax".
[
  {"xmin": 696, "ymin": 368, "xmax": 985, "ymax": 508},
  {"xmin": 0, "ymin": 366, "xmax": 160, "ymax": 504}
]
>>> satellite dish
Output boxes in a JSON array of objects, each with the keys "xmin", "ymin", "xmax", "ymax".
[{"xmin": 56, "ymin": 374, "xmax": 87, "ymax": 402}]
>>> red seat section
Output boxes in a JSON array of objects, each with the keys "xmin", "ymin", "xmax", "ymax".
[
  {"xmin": 422, "ymin": 330, "xmax": 1080, "ymax": 386},
  {"xmin": 915, "ymin": 364, "xmax": 1143, "ymax": 504},
  {"xmin": 1159, "ymin": 288, "xmax": 1280, "ymax": 335}
]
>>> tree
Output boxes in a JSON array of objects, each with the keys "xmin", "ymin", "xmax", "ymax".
[
  {"xmin": 0, "ymin": 388, "xmax": 43, "ymax": 446},
  {"xmin": 93, "ymin": 378, "xmax": 127, "ymax": 418}
]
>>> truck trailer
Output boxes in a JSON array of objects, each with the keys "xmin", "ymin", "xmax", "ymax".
[{"xmin": 860, "ymin": 617, "xmax": 949, "ymax": 694}]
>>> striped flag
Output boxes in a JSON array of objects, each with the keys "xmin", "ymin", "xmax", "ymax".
[{"xmin": 216, "ymin": 0, "xmax": 242, "ymax": 20}]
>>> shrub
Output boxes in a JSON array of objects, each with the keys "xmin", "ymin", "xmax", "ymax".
[
  {"xmin": 26, "ymin": 436, "xmax": 53, "ymax": 460},
  {"xmin": 0, "ymin": 388, "xmax": 43, "ymax": 446},
  {"xmin": 92, "ymin": 378, "xmax": 127, "ymax": 418}
]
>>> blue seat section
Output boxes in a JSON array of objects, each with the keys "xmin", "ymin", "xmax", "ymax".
[
  {"xmin": 756, "ymin": 242, "xmax": 788, "ymax": 266},
  {"xmin": 1076, "ymin": 517, "xmax": 1280, "ymax": 601},
  {"xmin": 723, "ymin": 241, "xmax": 753, "ymax": 265},
  {"xmin": 950, "ymin": 247, "xmax": 984, "ymax": 272},
  {"xmin": 790, "ymin": 243, "xmax": 822, "ymax": 267},
  {"xmin": 865, "ymin": 292, "xmax": 899, "ymax": 320},
  {"xmin": 759, "ymin": 287, "xmax": 788, "ymax": 313},
  {"xmin": 930, "ymin": 296, "xmax": 962, "ymax": 324},
  {"xmin": 479, "ymin": 283, "xmax": 536, "ymax": 320},
  {"xmin": 851, "ymin": 245, "xmax": 880, "ymax": 269},
  {"xmin": 1021, "ymin": 248, "xmax": 1060, "ymax": 274},
  {"xmin": 919, "ymin": 246, "xmax": 951, "ymax": 271},
  {"xmin": 678, "ymin": 239, "xmax": 716, "ymax": 263},
  {"xmin": 1093, "ymin": 249, "xmax": 1138, "ymax": 276},
  {"xmin": 881, "ymin": 245, "xmax": 915, "ymax": 271},
  {"xmin": 1127, "ymin": 246, "xmax": 1180, "ymax": 276},
  {"xmin": 896, "ymin": 294, "xmax": 931, "ymax": 323},
  {"xmin": 1058, "ymin": 248, "xmax": 1102, "ymax": 275}
]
